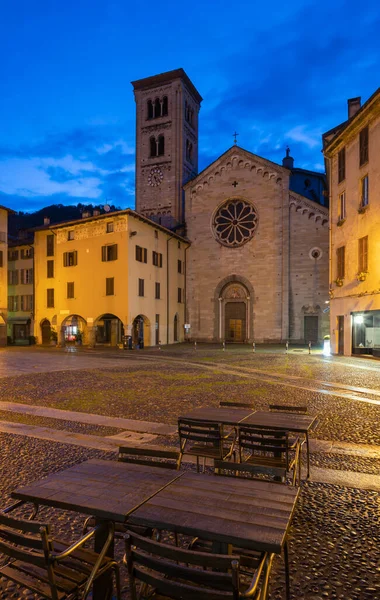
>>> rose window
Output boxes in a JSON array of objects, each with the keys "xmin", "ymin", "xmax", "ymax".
[{"xmin": 213, "ymin": 200, "xmax": 258, "ymax": 247}]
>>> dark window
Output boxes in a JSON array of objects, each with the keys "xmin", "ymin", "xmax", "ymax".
[
  {"xmin": 153, "ymin": 251, "xmax": 163, "ymax": 267},
  {"xmin": 147, "ymin": 99, "xmax": 153, "ymax": 119},
  {"xmin": 360, "ymin": 175, "xmax": 369, "ymax": 207},
  {"xmin": 106, "ymin": 221, "xmax": 114, "ymax": 233},
  {"xmin": 177, "ymin": 259, "xmax": 182, "ymax": 274},
  {"xmin": 162, "ymin": 96, "xmax": 168, "ymax": 116},
  {"xmin": 338, "ymin": 148, "xmax": 345, "ymax": 183},
  {"xmin": 138, "ymin": 278, "xmax": 144, "ymax": 297},
  {"xmin": 106, "ymin": 277, "xmax": 114, "ymax": 296},
  {"xmin": 178, "ymin": 287, "xmax": 182, "ymax": 303},
  {"xmin": 8, "ymin": 250, "xmax": 19, "ymax": 261},
  {"xmin": 154, "ymin": 230, "xmax": 158, "ymax": 239},
  {"xmin": 150, "ymin": 136, "xmax": 157, "ymax": 157},
  {"xmin": 20, "ymin": 268, "xmax": 33, "ymax": 284},
  {"xmin": 47, "ymin": 288, "xmax": 54, "ymax": 308},
  {"xmin": 178, "ymin": 241, "xmax": 181, "ymax": 249},
  {"xmin": 155, "ymin": 314, "xmax": 160, "ymax": 345},
  {"xmin": 136, "ymin": 245, "xmax": 147, "ymax": 263},
  {"xmin": 46, "ymin": 235, "xmax": 54, "ymax": 257},
  {"xmin": 359, "ymin": 126, "xmax": 369, "ymax": 166},
  {"xmin": 186, "ymin": 139, "xmax": 193, "ymax": 163},
  {"xmin": 101, "ymin": 244, "xmax": 118, "ymax": 262},
  {"xmin": 21, "ymin": 248, "xmax": 33, "ymax": 259},
  {"xmin": 63, "ymin": 251, "xmax": 78, "ymax": 267},
  {"xmin": 154, "ymin": 97, "xmax": 161, "ymax": 118},
  {"xmin": 358, "ymin": 236, "xmax": 368, "ymax": 272},
  {"xmin": 155, "ymin": 282, "xmax": 160, "ymax": 299},
  {"xmin": 67, "ymin": 282, "xmax": 74, "ymax": 298},
  {"xmin": 337, "ymin": 246, "xmax": 345, "ymax": 279},
  {"xmin": 47, "ymin": 260, "xmax": 54, "ymax": 278},
  {"xmin": 158, "ymin": 135, "xmax": 165, "ymax": 156},
  {"xmin": 0, "ymin": 250, "xmax": 2, "ymax": 268},
  {"xmin": 8, "ymin": 270, "xmax": 18, "ymax": 285}
]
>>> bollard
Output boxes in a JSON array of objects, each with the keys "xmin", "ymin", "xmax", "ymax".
[
  {"xmin": 252, "ymin": 342, "xmax": 255, "ymax": 353},
  {"xmin": 194, "ymin": 341, "xmax": 197, "ymax": 351},
  {"xmin": 158, "ymin": 340, "xmax": 161, "ymax": 351},
  {"xmin": 222, "ymin": 341, "xmax": 225, "ymax": 351},
  {"xmin": 308, "ymin": 341, "xmax": 311, "ymax": 355},
  {"xmin": 285, "ymin": 341, "xmax": 289, "ymax": 353}
]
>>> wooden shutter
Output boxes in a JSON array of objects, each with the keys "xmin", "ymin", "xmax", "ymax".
[
  {"xmin": 101, "ymin": 246, "xmax": 107, "ymax": 262},
  {"xmin": 159, "ymin": 253, "xmax": 163, "ymax": 268},
  {"xmin": 143, "ymin": 248, "xmax": 147, "ymax": 263},
  {"xmin": 338, "ymin": 148, "xmax": 345, "ymax": 183},
  {"xmin": 358, "ymin": 236, "xmax": 368, "ymax": 272},
  {"xmin": 337, "ymin": 246, "xmax": 345, "ymax": 279},
  {"xmin": 359, "ymin": 126, "xmax": 369, "ymax": 166}
]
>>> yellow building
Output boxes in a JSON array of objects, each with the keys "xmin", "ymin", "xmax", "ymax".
[
  {"xmin": 7, "ymin": 236, "xmax": 34, "ymax": 344},
  {"xmin": 33, "ymin": 209, "xmax": 188, "ymax": 347},
  {"xmin": 0, "ymin": 204, "xmax": 15, "ymax": 346},
  {"xmin": 323, "ymin": 89, "xmax": 380, "ymax": 356}
]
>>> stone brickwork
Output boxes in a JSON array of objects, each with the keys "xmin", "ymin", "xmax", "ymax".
[{"xmin": 185, "ymin": 147, "xmax": 329, "ymax": 343}]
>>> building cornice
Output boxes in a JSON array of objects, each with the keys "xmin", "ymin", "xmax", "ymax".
[{"xmin": 289, "ymin": 192, "xmax": 329, "ymax": 226}]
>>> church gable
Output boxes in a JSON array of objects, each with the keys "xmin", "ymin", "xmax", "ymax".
[
  {"xmin": 184, "ymin": 146, "xmax": 287, "ymax": 197},
  {"xmin": 289, "ymin": 191, "xmax": 329, "ymax": 227}
]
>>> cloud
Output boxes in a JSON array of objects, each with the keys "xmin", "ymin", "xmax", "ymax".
[{"xmin": 45, "ymin": 165, "xmax": 78, "ymax": 183}]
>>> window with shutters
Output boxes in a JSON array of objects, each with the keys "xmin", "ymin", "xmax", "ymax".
[
  {"xmin": 67, "ymin": 282, "xmax": 75, "ymax": 299},
  {"xmin": 338, "ymin": 192, "xmax": 346, "ymax": 221},
  {"xmin": 106, "ymin": 277, "xmax": 114, "ymax": 296},
  {"xmin": 20, "ymin": 268, "xmax": 33, "ymax": 284},
  {"xmin": 67, "ymin": 230, "xmax": 74, "ymax": 241},
  {"xmin": 63, "ymin": 251, "xmax": 78, "ymax": 267},
  {"xmin": 8, "ymin": 270, "xmax": 18, "ymax": 285},
  {"xmin": 336, "ymin": 246, "xmax": 345, "ymax": 279},
  {"xmin": 138, "ymin": 278, "xmax": 144, "ymax": 297},
  {"xmin": 47, "ymin": 260, "xmax": 54, "ymax": 278},
  {"xmin": 8, "ymin": 250, "xmax": 19, "ymax": 261},
  {"xmin": 21, "ymin": 248, "xmax": 33, "ymax": 259},
  {"xmin": 46, "ymin": 235, "xmax": 54, "ymax": 257},
  {"xmin": 359, "ymin": 126, "xmax": 369, "ymax": 166},
  {"xmin": 21, "ymin": 295, "xmax": 33, "ymax": 311},
  {"xmin": 106, "ymin": 221, "xmax": 114, "ymax": 233},
  {"xmin": 136, "ymin": 245, "xmax": 147, "ymax": 263},
  {"xmin": 358, "ymin": 236, "xmax": 368, "ymax": 273},
  {"xmin": 47, "ymin": 288, "xmax": 55, "ymax": 308},
  {"xmin": 360, "ymin": 175, "xmax": 369, "ymax": 207},
  {"xmin": 177, "ymin": 287, "xmax": 182, "ymax": 303},
  {"xmin": 177, "ymin": 259, "xmax": 183, "ymax": 274},
  {"xmin": 101, "ymin": 244, "xmax": 118, "ymax": 262},
  {"xmin": 338, "ymin": 147, "xmax": 345, "ymax": 183},
  {"xmin": 152, "ymin": 251, "xmax": 162, "ymax": 267},
  {"xmin": 8, "ymin": 295, "xmax": 19, "ymax": 311},
  {"xmin": 155, "ymin": 282, "xmax": 160, "ymax": 299}
]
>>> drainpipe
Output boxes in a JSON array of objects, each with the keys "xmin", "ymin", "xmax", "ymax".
[
  {"xmin": 184, "ymin": 242, "xmax": 191, "ymax": 337},
  {"xmin": 166, "ymin": 235, "xmax": 175, "ymax": 344}
]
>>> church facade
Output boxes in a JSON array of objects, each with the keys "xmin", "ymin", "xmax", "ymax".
[{"xmin": 133, "ymin": 68, "xmax": 330, "ymax": 344}]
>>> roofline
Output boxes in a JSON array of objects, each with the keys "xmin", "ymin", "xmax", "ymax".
[
  {"xmin": 291, "ymin": 167, "xmax": 326, "ymax": 178},
  {"xmin": 131, "ymin": 68, "xmax": 203, "ymax": 103},
  {"xmin": 184, "ymin": 145, "xmax": 289, "ymax": 189},
  {"xmin": 324, "ymin": 87, "xmax": 380, "ymax": 153},
  {"xmin": 33, "ymin": 209, "xmax": 189, "ymax": 242},
  {"xmin": 0, "ymin": 204, "xmax": 16, "ymax": 214}
]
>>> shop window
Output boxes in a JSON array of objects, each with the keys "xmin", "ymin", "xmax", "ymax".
[{"xmin": 101, "ymin": 244, "xmax": 118, "ymax": 262}]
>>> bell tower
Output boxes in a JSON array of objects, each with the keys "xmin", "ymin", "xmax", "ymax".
[{"xmin": 132, "ymin": 68, "xmax": 202, "ymax": 229}]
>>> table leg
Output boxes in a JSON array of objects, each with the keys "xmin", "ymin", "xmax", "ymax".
[{"xmin": 93, "ymin": 519, "xmax": 114, "ymax": 600}]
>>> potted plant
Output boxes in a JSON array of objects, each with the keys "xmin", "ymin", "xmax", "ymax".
[
  {"xmin": 50, "ymin": 328, "xmax": 58, "ymax": 346},
  {"xmin": 335, "ymin": 278, "xmax": 344, "ymax": 287},
  {"xmin": 75, "ymin": 331, "xmax": 82, "ymax": 346}
]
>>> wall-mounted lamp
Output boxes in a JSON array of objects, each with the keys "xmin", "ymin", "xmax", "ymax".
[{"xmin": 129, "ymin": 231, "xmax": 137, "ymax": 238}]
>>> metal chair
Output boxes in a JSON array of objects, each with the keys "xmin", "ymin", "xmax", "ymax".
[
  {"xmin": 0, "ymin": 500, "xmax": 121, "ymax": 600},
  {"xmin": 124, "ymin": 530, "xmax": 274, "ymax": 600},
  {"xmin": 118, "ymin": 445, "xmax": 181, "ymax": 469},
  {"xmin": 238, "ymin": 426, "xmax": 301, "ymax": 486},
  {"xmin": 178, "ymin": 418, "xmax": 236, "ymax": 472},
  {"xmin": 219, "ymin": 401, "xmax": 255, "ymax": 408},
  {"xmin": 269, "ymin": 404, "xmax": 312, "ymax": 479}
]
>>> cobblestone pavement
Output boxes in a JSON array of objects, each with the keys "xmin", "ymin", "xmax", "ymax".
[{"xmin": 0, "ymin": 346, "xmax": 379, "ymax": 598}]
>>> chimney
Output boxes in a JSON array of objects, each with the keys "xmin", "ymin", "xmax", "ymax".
[
  {"xmin": 82, "ymin": 211, "xmax": 91, "ymax": 218},
  {"xmin": 282, "ymin": 147, "xmax": 294, "ymax": 169},
  {"xmin": 93, "ymin": 209, "xmax": 100, "ymax": 216},
  {"xmin": 348, "ymin": 97, "xmax": 361, "ymax": 119},
  {"xmin": 43, "ymin": 217, "xmax": 50, "ymax": 226}
]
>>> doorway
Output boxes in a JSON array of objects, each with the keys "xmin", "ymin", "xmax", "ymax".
[
  {"xmin": 225, "ymin": 302, "xmax": 246, "ymax": 342},
  {"xmin": 304, "ymin": 316, "xmax": 318, "ymax": 343},
  {"xmin": 41, "ymin": 320, "xmax": 51, "ymax": 344},
  {"xmin": 338, "ymin": 315, "xmax": 344, "ymax": 355}
]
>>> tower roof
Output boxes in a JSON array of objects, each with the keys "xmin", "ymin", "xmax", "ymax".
[{"xmin": 131, "ymin": 68, "xmax": 202, "ymax": 103}]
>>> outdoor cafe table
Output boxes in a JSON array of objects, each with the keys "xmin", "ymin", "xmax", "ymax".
[
  {"xmin": 179, "ymin": 406, "xmax": 255, "ymax": 426},
  {"xmin": 128, "ymin": 471, "xmax": 300, "ymax": 555},
  {"xmin": 242, "ymin": 410, "xmax": 318, "ymax": 479},
  {"xmin": 12, "ymin": 459, "xmax": 185, "ymax": 600}
]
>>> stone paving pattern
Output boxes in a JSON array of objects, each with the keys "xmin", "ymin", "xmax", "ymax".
[{"xmin": 0, "ymin": 345, "xmax": 379, "ymax": 598}]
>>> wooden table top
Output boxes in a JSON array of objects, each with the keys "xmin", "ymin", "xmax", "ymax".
[
  {"xmin": 242, "ymin": 411, "xmax": 317, "ymax": 433},
  {"xmin": 128, "ymin": 472, "xmax": 299, "ymax": 554},
  {"xmin": 12, "ymin": 459, "xmax": 184, "ymax": 522},
  {"xmin": 179, "ymin": 406, "xmax": 255, "ymax": 426}
]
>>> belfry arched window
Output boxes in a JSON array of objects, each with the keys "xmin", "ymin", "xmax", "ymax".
[
  {"xmin": 154, "ymin": 98, "xmax": 161, "ymax": 118},
  {"xmin": 150, "ymin": 136, "xmax": 157, "ymax": 157},
  {"xmin": 147, "ymin": 100, "xmax": 153, "ymax": 120},
  {"xmin": 162, "ymin": 96, "xmax": 168, "ymax": 116},
  {"xmin": 186, "ymin": 139, "xmax": 193, "ymax": 163},
  {"xmin": 158, "ymin": 135, "xmax": 165, "ymax": 156}
]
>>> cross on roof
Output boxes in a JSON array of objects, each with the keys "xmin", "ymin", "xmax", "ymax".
[
  {"xmin": 233, "ymin": 132, "xmax": 239, "ymax": 145},
  {"xmin": 232, "ymin": 181, "xmax": 239, "ymax": 188}
]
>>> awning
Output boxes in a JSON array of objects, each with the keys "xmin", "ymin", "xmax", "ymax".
[{"xmin": 7, "ymin": 318, "xmax": 30, "ymax": 324}]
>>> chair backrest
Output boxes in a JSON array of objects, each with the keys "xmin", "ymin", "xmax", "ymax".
[
  {"xmin": 219, "ymin": 401, "xmax": 254, "ymax": 408},
  {"xmin": 178, "ymin": 419, "xmax": 222, "ymax": 451},
  {"xmin": 118, "ymin": 445, "xmax": 180, "ymax": 470},
  {"xmin": 238, "ymin": 426, "xmax": 290, "ymax": 465},
  {"xmin": 214, "ymin": 460, "xmax": 286, "ymax": 483},
  {"xmin": 269, "ymin": 404, "xmax": 307, "ymax": 414},
  {"xmin": 125, "ymin": 530, "xmax": 240, "ymax": 600}
]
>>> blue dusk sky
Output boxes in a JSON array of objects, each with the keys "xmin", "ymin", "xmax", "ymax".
[{"xmin": 0, "ymin": 0, "xmax": 379, "ymax": 213}]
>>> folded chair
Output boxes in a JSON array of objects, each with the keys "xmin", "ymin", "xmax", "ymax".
[
  {"xmin": 238, "ymin": 426, "xmax": 301, "ymax": 486},
  {"xmin": 124, "ymin": 530, "xmax": 274, "ymax": 600},
  {"xmin": 0, "ymin": 500, "xmax": 120, "ymax": 600},
  {"xmin": 178, "ymin": 418, "xmax": 236, "ymax": 472}
]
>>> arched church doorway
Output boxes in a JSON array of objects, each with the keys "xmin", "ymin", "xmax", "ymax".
[
  {"xmin": 132, "ymin": 315, "xmax": 150, "ymax": 348},
  {"xmin": 218, "ymin": 282, "xmax": 250, "ymax": 343},
  {"xmin": 225, "ymin": 302, "xmax": 246, "ymax": 342},
  {"xmin": 41, "ymin": 319, "xmax": 51, "ymax": 344}
]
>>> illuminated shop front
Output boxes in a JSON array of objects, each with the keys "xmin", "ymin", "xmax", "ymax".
[{"xmin": 352, "ymin": 310, "xmax": 380, "ymax": 356}]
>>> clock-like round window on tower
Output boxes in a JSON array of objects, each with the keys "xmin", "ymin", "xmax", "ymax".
[
  {"xmin": 212, "ymin": 199, "xmax": 258, "ymax": 247},
  {"xmin": 148, "ymin": 167, "xmax": 164, "ymax": 187}
]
